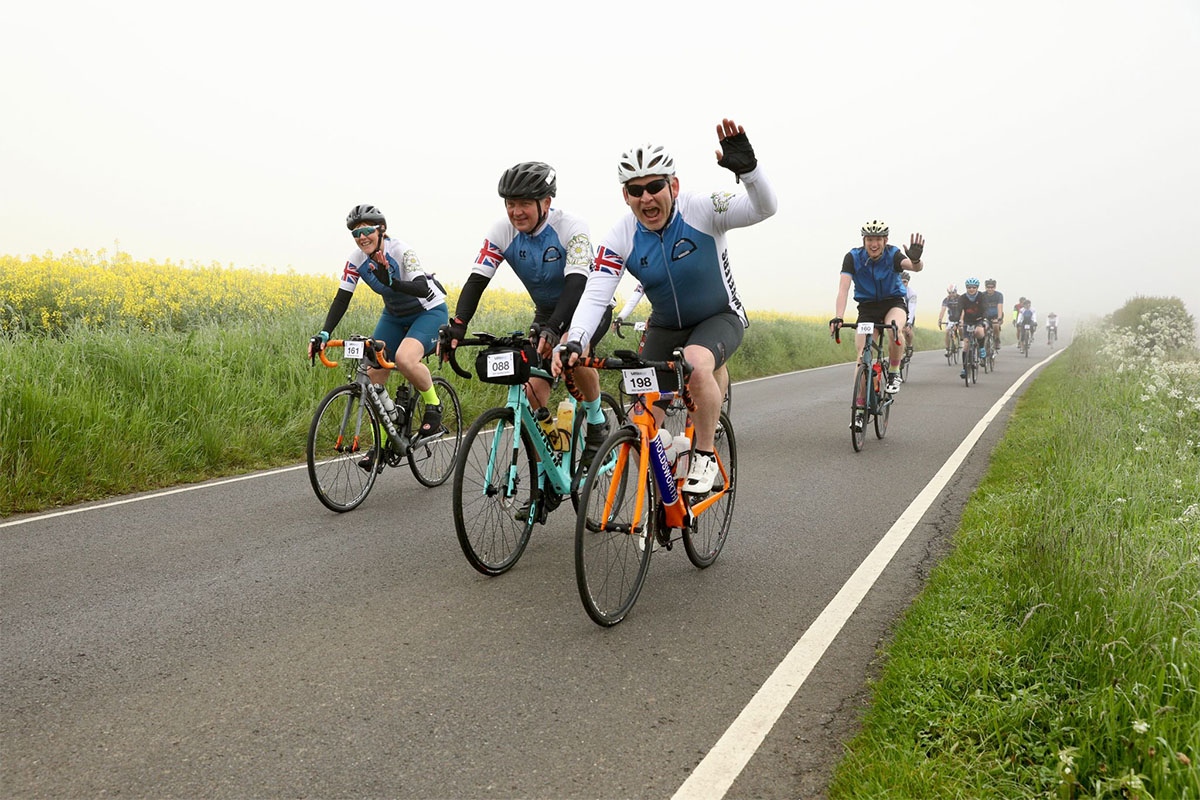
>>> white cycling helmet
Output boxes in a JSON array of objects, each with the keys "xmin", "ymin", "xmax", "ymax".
[
  {"xmin": 946, "ymin": 284, "xmax": 957, "ymax": 293},
  {"xmin": 617, "ymin": 143, "xmax": 676, "ymax": 183},
  {"xmin": 861, "ymin": 219, "xmax": 889, "ymax": 237}
]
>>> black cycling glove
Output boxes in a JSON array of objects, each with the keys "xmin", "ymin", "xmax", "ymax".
[
  {"xmin": 444, "ymin": 316, "xmax": 467, "ymax": 344},
  {"xmin": 905, "ymin": 242, "xmax": 924, "ymax": 262},
  {"xmin": 717, "ymin": 131, "xmax": 758, "ymax": 179}
]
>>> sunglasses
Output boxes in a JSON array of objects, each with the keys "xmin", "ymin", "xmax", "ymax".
[
  {"xmin": 625, "ymin": 178, "xmax": 670, "ymax": 198},
  {"xmin": 351, "ymin": 225, "xmax": 379, "ymax": 239}
]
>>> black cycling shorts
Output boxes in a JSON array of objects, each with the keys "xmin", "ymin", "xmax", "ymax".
[
  {"xmin": 856, "ymin": 297, "xmax": 908, "ymax": 325},
  {"xmin": 640, "ymin": 311, "xmax": 744, "ymax": 390}
]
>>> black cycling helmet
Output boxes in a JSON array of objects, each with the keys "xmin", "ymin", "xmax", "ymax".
[
  {"xmin": 901, "ymin": 271, "xmax": 912, "ymax": 281},
  {"xmin": 985, "ymin": 278, "xmax": 996, "ymax": 287},
  {"xmin": 346, "ymin": 204, "xmax": 386, "ymax": 230},
  {"xmin": 498, "ymin": 162, "xmax": 557, "ymax": 200}
]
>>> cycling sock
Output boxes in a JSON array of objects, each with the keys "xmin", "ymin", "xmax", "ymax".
[
  {"xmin": 888, "ymin": 360, "xmax": 900, "ymax": 374},
  {"xmin": 419, "ymin": 385, "xmax": 440, "ymax": 406},
  {"xmin": 582, "ymin": 397, "xmax": 605, "ymax": 425}
]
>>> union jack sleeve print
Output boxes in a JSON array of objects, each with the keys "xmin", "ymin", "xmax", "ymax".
[
  {"xmin": 475, "ymin": 239, "xmax": 505, "ymax": 269},
  {"xmin": 593, "ymin": 245, "xmax": 625, "ymax": 277}
]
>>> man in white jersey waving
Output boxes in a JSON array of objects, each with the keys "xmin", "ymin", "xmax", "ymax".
[{"xmin": 554, "ymin": 118, "xmax": 777, "ymax": 493}]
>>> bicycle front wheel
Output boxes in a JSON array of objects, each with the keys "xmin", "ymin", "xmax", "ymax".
[
  {"xmin": 570, "ymin": 391, "xmax": 625, "ymax": 510},
  {"xmin": 722, "ymin": 382, "xmax": 733, "ymax": 417},
  {"xmin": 874, "ymin": 392, "xmax": 890, "ymax": 440},
  {"xmin": 575, "ymin": 426, "xmax": 656, "ymax": 626},
  {"xmin": 307, "ymin": 384, "xmax": 381, "ymax": 512},
  {"xmin": 851, "ymin": 363, "xmax": 868, "ymax": 452},
  {"xmin": 407, "ymin": 376, "xmax": 462, "ymax": 488},
  {"xmin": 683, "ymin": 410, "xmax": 736, "ymax": 569},
  {"xmin": 453, "ymin": 407, "xmax": 537, "ymax": 576}
]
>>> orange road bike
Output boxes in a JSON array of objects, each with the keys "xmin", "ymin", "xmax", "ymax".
[{"xmin": 566, "ymin": 348, "xmax": 737, "ymax": 626}]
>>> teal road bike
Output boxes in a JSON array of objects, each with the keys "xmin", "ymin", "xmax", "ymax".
[{"xmin": 444, "ymin": 330, "xmax": 624, "ymax": 576}]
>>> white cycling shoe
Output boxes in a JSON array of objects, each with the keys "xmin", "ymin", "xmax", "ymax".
[{"xmin": 683, "ymin": 453, "xmax": 719, "ymax": 494}]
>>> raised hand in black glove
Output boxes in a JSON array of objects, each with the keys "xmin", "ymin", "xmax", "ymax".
[
  {"xmin": 715, "ymin": 118, "xmax": 758, "ymax": 180},
  {"xmin": 905, "ymin": 233, "xmax": 925, "ymax": 263}
]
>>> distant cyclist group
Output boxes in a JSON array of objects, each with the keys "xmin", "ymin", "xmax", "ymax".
[{"xmin": 301, "ymin": 117, "xmax": 1053, "ymax": 623}]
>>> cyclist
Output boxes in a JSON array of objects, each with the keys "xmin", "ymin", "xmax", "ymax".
[
  {"xmin": 443, "ymin": 161, "xmax": 612, "ymax": 466},
  {"xmin": 983, "ymin": 278, "xmax": 1004, "ymax": 351},
  {"xmin": 1017, "ymin": 298, "xmax": 1038, "ymax": 345},
  {"xmin": 1013, "ymin": 297, "xmax": 1026, "ymax": 327},
  {"xmin": 958, "ymin": 278, "xmax": 987, "ymax": 379},
  {"xmin": 308, "ymin": 204, "xmax": 449, "ymax": 465},
  {"xmin": 830, "ymin": 220, "xmax": 925, "ymax": 399},
  {"xmin": 614, "ymin": 282, "xmax": 647, "ymax": 331},
  {"xmin": 1046, "ymin": 311, "xmax": 1059, "ymax": 344},
  {"xmin": 938, "ymin": 284, "xmax": 961, "ymax": 353},
  {"xmin": 901, "ymin": 271, "xmax": 917, "ymax": 367},
  {"xmin": 554, "ymin": 118, "xmax": 778, "ymax": 494}
]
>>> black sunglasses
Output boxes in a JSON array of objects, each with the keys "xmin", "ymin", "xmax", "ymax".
[{"xmin": 625, "ymin": 178, "xmax": 670, "ymax": 198}]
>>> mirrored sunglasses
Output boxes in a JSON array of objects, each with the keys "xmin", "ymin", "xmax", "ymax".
[{"xmin": 351, "ymin": 226, "xmax": 379, "ymax": 239}]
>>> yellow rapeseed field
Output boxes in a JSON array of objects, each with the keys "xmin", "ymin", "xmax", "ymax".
[{"xmin": 2, "ymin": 250, "xmax": 810, "ymax": 335}]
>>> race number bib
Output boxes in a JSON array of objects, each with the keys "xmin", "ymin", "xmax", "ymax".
[
  {"xmin": 1024, "ymin": 324, "xmax": 1032, "ymax": 329},
  {"xmin": 486, "ymin": 352, "xmax": 516, "ymax": 378},
  {"xmin": 633, "ymin": 321, "xmax": 647, "ymax": 332},
  {"xmin": 857, "ymin": 321, "xmax": 876, "ymax": 336},
  {"xmin": 622, "ymin": 368, "xmax": 659, "ymax": 394},
  {"xmin": 344, "ymin": 340, "xmax": 364, "ymax": 359}
]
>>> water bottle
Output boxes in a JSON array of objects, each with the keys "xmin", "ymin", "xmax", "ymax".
[
  {"xmin": 656, "ymin": 429, "xmax": 676, "ymax": 464},
  {"xmin": 555, "ymin": 400, "xmax": 574, "ymax": 452},
  {"xmin": 394, "ymin": 383, "xmax": 411, "ymax": 415},
  {"xmin": 672, "ymin": 434, "xmax": 691, "ymax": 476},
  {"xmin": 375, "ymin": 384, "xmax": 398, "ymax": 421},
  {"xmin": 535, "ymin": 406, "xmax": 557, "ymax": 443}
]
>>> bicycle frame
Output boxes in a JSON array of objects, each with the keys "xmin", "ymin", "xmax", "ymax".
[
  {"xmin": 317, "ymin": 338, "xmax": 410, "ymax": 448},
  {"xmin": 485, "ymin": 371, "xmax": 587, "ymax": 504},
  {"xmin": 567, "ymin": 351, "xmax": 731, "ymax": 536}
]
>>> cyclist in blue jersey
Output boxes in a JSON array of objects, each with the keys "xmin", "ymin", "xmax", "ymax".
[
  {"xmin": 983, "ymin": 278, "xmax": 1005, "ymax": 352},
  {"xmin": 958, "ymin": 278, "xmax": 988, "ymax": 377},
  {"xmin": 829, "ymin": 220, "xmax": 925, "ymax": 396},
  {"xmin": 309, "ymin": 205, "xmax": 449, "ymax": 456},
  {"xmin": 442, "ymin": 162, "xmax": 612, "ymax": 465},
  {"xmin": 938, "ymin": 284, "xmax": 962, "ymax": 352},
  {"xmin": 554, "ymin": 118, "xmax": 778, "ymax": 494}
]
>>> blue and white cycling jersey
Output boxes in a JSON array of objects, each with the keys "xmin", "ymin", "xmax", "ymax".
[
  {"xmin": 567, "ymin": 167, "xmax": 777, "ymax": 343},
  {"xmin": 841, "ymin": 245, "xmax": 906, "ymax": 303},
  {"xmin": 471, "ymin": 209, "xmax": 592, "ymax": 310},
  {"xmin": 339, "ymin": 237, "xmax": 446, "ymax": 317}
]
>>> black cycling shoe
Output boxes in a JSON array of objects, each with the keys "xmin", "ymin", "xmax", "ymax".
[
  {"xmin": 356, "ymin": 447, "xmax": 380, "ymax": 473},
  {"xmin": 515, "ymin": 489, "xmax": 560, "ymax": 525},
  {"xmin": 418, "ymin": 403, "xmax": 443, "ymax": 437},
  {"xmin": 579, "ymin": 420, "xmax": 611, "ymax": 469}
]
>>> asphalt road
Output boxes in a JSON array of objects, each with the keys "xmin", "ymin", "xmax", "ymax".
[{"xmin": 1, "ymin": 344, "xmax": 1060, "ymax": 799}]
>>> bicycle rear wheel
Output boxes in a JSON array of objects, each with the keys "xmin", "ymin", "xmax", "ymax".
[
  {"xmin": 683, "ymin": 410, "xmax": 736, "ymax": 568},
  {"xmin": 851, "ymin": 363, "xmax": 868, "ymax": 451},
  {"xmin": 407, "ymin": 376, "xmax": 462, "ymax": 488},
  {"xmin": 453, "ymin": 407, "xmax": 537, "ymax": 576},
  {"xmin": 307, "ymin": 384, "xmax": 381, "ymax": 512},
  {"xmin": 575, "ymin": 426, "xmax": 656, "ymax": 626},
  {"xmin": 722, "ymin": 383, "xmax": 733, "ymax": 417}
]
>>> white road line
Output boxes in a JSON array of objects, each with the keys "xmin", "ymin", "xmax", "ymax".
[
  {"xmin": 671, "ymin": 348, "xmax": 1064, "ymax": 800},
  {"xmin": 0, "ymin": 464, "xmax": 308, "ymax": 529}
]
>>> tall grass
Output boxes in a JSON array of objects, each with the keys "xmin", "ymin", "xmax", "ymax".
[
  {"xmin": 0, "ymin": 252, "xmax": 941, "ymax": 514},
  {"xmin": 829, "ymin": 298, "xmax": 1200, "ymax": 799}
]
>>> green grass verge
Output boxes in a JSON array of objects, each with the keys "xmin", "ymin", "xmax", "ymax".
[
  {"xmin": 829, "ymin": 317, "xmax": 1199, "ymax": 797},
  {"xmin": 0, "ymin": 312, "xmax": 940, "ymax": 515}
]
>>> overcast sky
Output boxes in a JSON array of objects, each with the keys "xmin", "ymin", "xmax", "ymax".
[{"xmin": 4, "ymin": 0, "xmax": 1199, "ymax": 328}]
